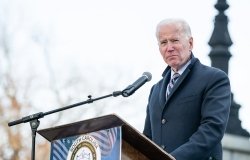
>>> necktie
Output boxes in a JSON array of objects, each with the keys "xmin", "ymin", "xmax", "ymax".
[{"xmin": 167, "ymin": 72, "xmax": 180, "ymax": 97}]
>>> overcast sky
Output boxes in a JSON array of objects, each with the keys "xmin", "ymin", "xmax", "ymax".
[{"xmin": 3, "ymin": 0, "xmax": 250, "ymax": 133}]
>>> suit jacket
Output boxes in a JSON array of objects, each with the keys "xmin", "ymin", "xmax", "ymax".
[{"xmin": 143, "ymin": 55, "xmax": 231, "ymax": 160}]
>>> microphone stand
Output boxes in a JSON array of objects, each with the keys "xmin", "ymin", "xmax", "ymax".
[{"xmin": 8, "ymin": 91, "xmax": 122, "ymax": 160}]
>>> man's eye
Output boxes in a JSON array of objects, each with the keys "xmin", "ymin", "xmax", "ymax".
[
  {"xmin": 159, "ymin": 39, "xmax": 179, "ymax": 46},
  {"xmin": 171, "ymin": 39, "xmax": 179, "ymax": 42},
  {"xmin": 160, "ymin": 41, "xmax": 167, "ymax": 45}
]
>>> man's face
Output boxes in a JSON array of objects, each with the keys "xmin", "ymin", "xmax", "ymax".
[{"xmin": 157, "ymin": 24, "xmax": 193, "ymax": 71}]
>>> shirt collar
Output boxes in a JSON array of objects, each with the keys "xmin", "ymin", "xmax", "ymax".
[{"xmin": 171, "ymin": 59, "xmax": 191, "ymax": 77}]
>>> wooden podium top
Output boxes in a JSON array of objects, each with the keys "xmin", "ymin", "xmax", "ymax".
[{"xmin": 38, "ymin": 114, "xmax": 174, "ymax": 160}]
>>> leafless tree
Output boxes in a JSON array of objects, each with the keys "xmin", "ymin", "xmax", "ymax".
[{"xmin": 0, "ymin": 1, "xmax": 129, "ymax": 160}]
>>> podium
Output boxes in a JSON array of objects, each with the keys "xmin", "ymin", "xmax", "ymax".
[{"xmin": 38, "ymin": 114, "xmax": 174, "ymax": 160}]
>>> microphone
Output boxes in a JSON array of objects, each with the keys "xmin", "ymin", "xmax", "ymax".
[{"xmin": 122, "ymin": 72, "xmax": 152, "ymax": 97}]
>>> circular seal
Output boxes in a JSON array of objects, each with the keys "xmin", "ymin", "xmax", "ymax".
[{"xmin": 67, "ymin": 135, "xmax": 101, "ymax": 160}]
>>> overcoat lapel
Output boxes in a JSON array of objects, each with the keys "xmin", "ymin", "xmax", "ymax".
[{"xmin": 159, "ymin": 68, "xmax": 171, "ymax": 110}]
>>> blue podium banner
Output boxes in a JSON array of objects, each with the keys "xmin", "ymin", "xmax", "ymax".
[{"xmin": 50, "ymin": 126, "xmax": 121, "ymax": 160}]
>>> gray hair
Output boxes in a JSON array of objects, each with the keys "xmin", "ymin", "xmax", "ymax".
[{"xmin": 156, "ymin": 18, "xmax": 192, "ymax": 39}]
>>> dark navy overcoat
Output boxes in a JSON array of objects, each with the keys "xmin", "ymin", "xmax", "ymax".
[{"xmin": 143, "ymin": 55, "xmax": 231, "ymax": 160}]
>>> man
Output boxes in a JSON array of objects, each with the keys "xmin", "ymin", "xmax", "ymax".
[{"xmin": 143, "ymin": 18, "xmax": 231, "ymax": 160}]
